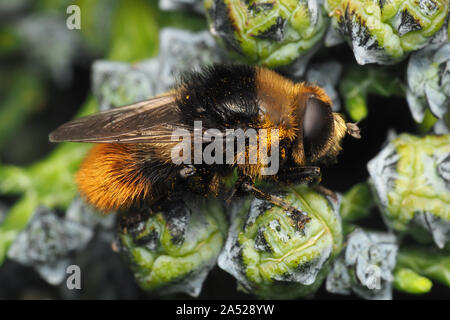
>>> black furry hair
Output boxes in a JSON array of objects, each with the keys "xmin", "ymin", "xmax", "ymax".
[{"xmin": 176, "ymin": 64, "xmax": 260, "ymax": 128}]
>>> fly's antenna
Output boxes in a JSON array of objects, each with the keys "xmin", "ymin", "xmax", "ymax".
[{"xmin": 346, "ymin": 122, "xmax": 361, "ymax": 139}]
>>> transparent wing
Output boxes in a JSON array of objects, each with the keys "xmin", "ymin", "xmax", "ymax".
[{"xmin": 49, "ymin": 94, "xmax": 190, "ymax": 144}]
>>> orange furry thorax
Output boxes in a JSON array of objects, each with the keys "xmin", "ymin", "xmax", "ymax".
[{"xmin": 76, "ymin": 144, "xmax": 152, "ymax": 212}]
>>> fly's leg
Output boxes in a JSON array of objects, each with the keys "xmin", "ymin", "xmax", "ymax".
[
  {"xmin": 238, "ymin": 176, "xmax": 311, "ymax": 230},
  {"xmin": 276, "ymin": 166, "xmax": 321, "ymax": 185},
  {"xmin": 277, "ymin": 166, "xmax": 337, "ymax": 202},
  {"xmin": 313, "ymin": 184, "xmax": 338, "ymax": 202}
]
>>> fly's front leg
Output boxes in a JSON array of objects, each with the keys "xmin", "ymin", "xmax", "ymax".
[
  {"xmin": 313, "ymin": 184, "xmax": 338, "ymax": 202},
  {"xmin": 237, "ymin": 175, "xmax": 311, "ymax": 230},
  {"xmin": 276, "ymin": 166, "xmax": 321, "ymax": 185},
  {"xmin": 277, "ymin": 166, "xmax": 337, "ymax": 201}
]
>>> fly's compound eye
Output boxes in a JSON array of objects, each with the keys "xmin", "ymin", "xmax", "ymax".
[{"xmin": 303, "ymin": 97, "xmax": 333, "ymax": 159}]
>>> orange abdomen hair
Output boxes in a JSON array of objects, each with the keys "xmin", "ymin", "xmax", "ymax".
[{"xmin": 76, "ymin": 144, "xmax": 152, "ymax": 212}]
